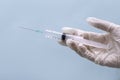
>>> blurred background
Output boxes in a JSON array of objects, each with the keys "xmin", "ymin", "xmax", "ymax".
[{"xmin": 0, "ymin": 0, "xmax": 120, "ymax": 80}]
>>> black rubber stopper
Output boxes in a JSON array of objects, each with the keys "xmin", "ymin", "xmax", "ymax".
[{"xmin": 61, "ymin": 33, "xmax": 66, "ymax": 41}]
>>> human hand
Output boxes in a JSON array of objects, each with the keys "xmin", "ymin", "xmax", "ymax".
[{"xmin": 59, "ymin": 17, "xmax": 120, "ymax": 68}]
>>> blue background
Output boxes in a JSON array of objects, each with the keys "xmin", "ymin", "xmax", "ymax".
[{"xmin": 0, "ymin": 0, "xmax": 120, "ymax": 80}]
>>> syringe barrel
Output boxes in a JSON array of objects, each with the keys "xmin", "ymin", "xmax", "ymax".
[
  {"xmin": 45, "ymin": 29, "xmax": 107, "ymax": 49},
  {"xmin": 45, "ymin": 30, "xmax": 62, "ymax": 40}
]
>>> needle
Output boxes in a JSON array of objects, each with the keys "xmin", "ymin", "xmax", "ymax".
[{"xmin": 20, "ymin": 27, "xmax": 43, "ymax": 33}]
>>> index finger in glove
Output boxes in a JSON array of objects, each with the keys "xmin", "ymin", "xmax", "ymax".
[{"xmin": 62, "ymin": 27, "xmax": 85, "ymax": 36}]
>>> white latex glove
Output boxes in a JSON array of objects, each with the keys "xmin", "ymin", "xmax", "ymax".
[{"xmin": 59, "ymin": 17, "xmax": 120, "ymax": 68}]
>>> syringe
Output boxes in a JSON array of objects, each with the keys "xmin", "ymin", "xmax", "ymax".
[{"xmin": 20, "ymin": 27, "xmax": 107, "ymax": 49}]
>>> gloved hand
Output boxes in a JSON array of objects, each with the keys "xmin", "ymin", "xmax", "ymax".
[{"xmin": 59, "ymin": 17, "xmax": 120, "ymax": 68}]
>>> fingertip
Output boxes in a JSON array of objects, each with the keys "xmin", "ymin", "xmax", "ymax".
[
  {"xmin": 66, "ymin": 39, "xmax": 74, "ymax": 47},
  {"xmin": 86, "ymin": 17, "xmax": 99, "ymax": 25},
  {"xmin": 86, "ymin": 17, "xmax": 101, "ymax": 31},
  {"xmin": 78, "ymin": 44, "xmax": 87, "ymax": 53},
  {"xmin": 62, "ymin": 27, "xmax": 78, "ymax": 35},
  {"xmin": 62, "ymin": 27, "xmax": 73, "ymax": 34},
  {"xmin": 86, "ymin": 17, "xmax": 97, "ymax": 22},
  {"xmin": 66, "ymin": 39, "xmax": 78, "ymax": 50},
  {"xmin": 62, "ymin": 27, "xmax": 73, "ymax": 31}
]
